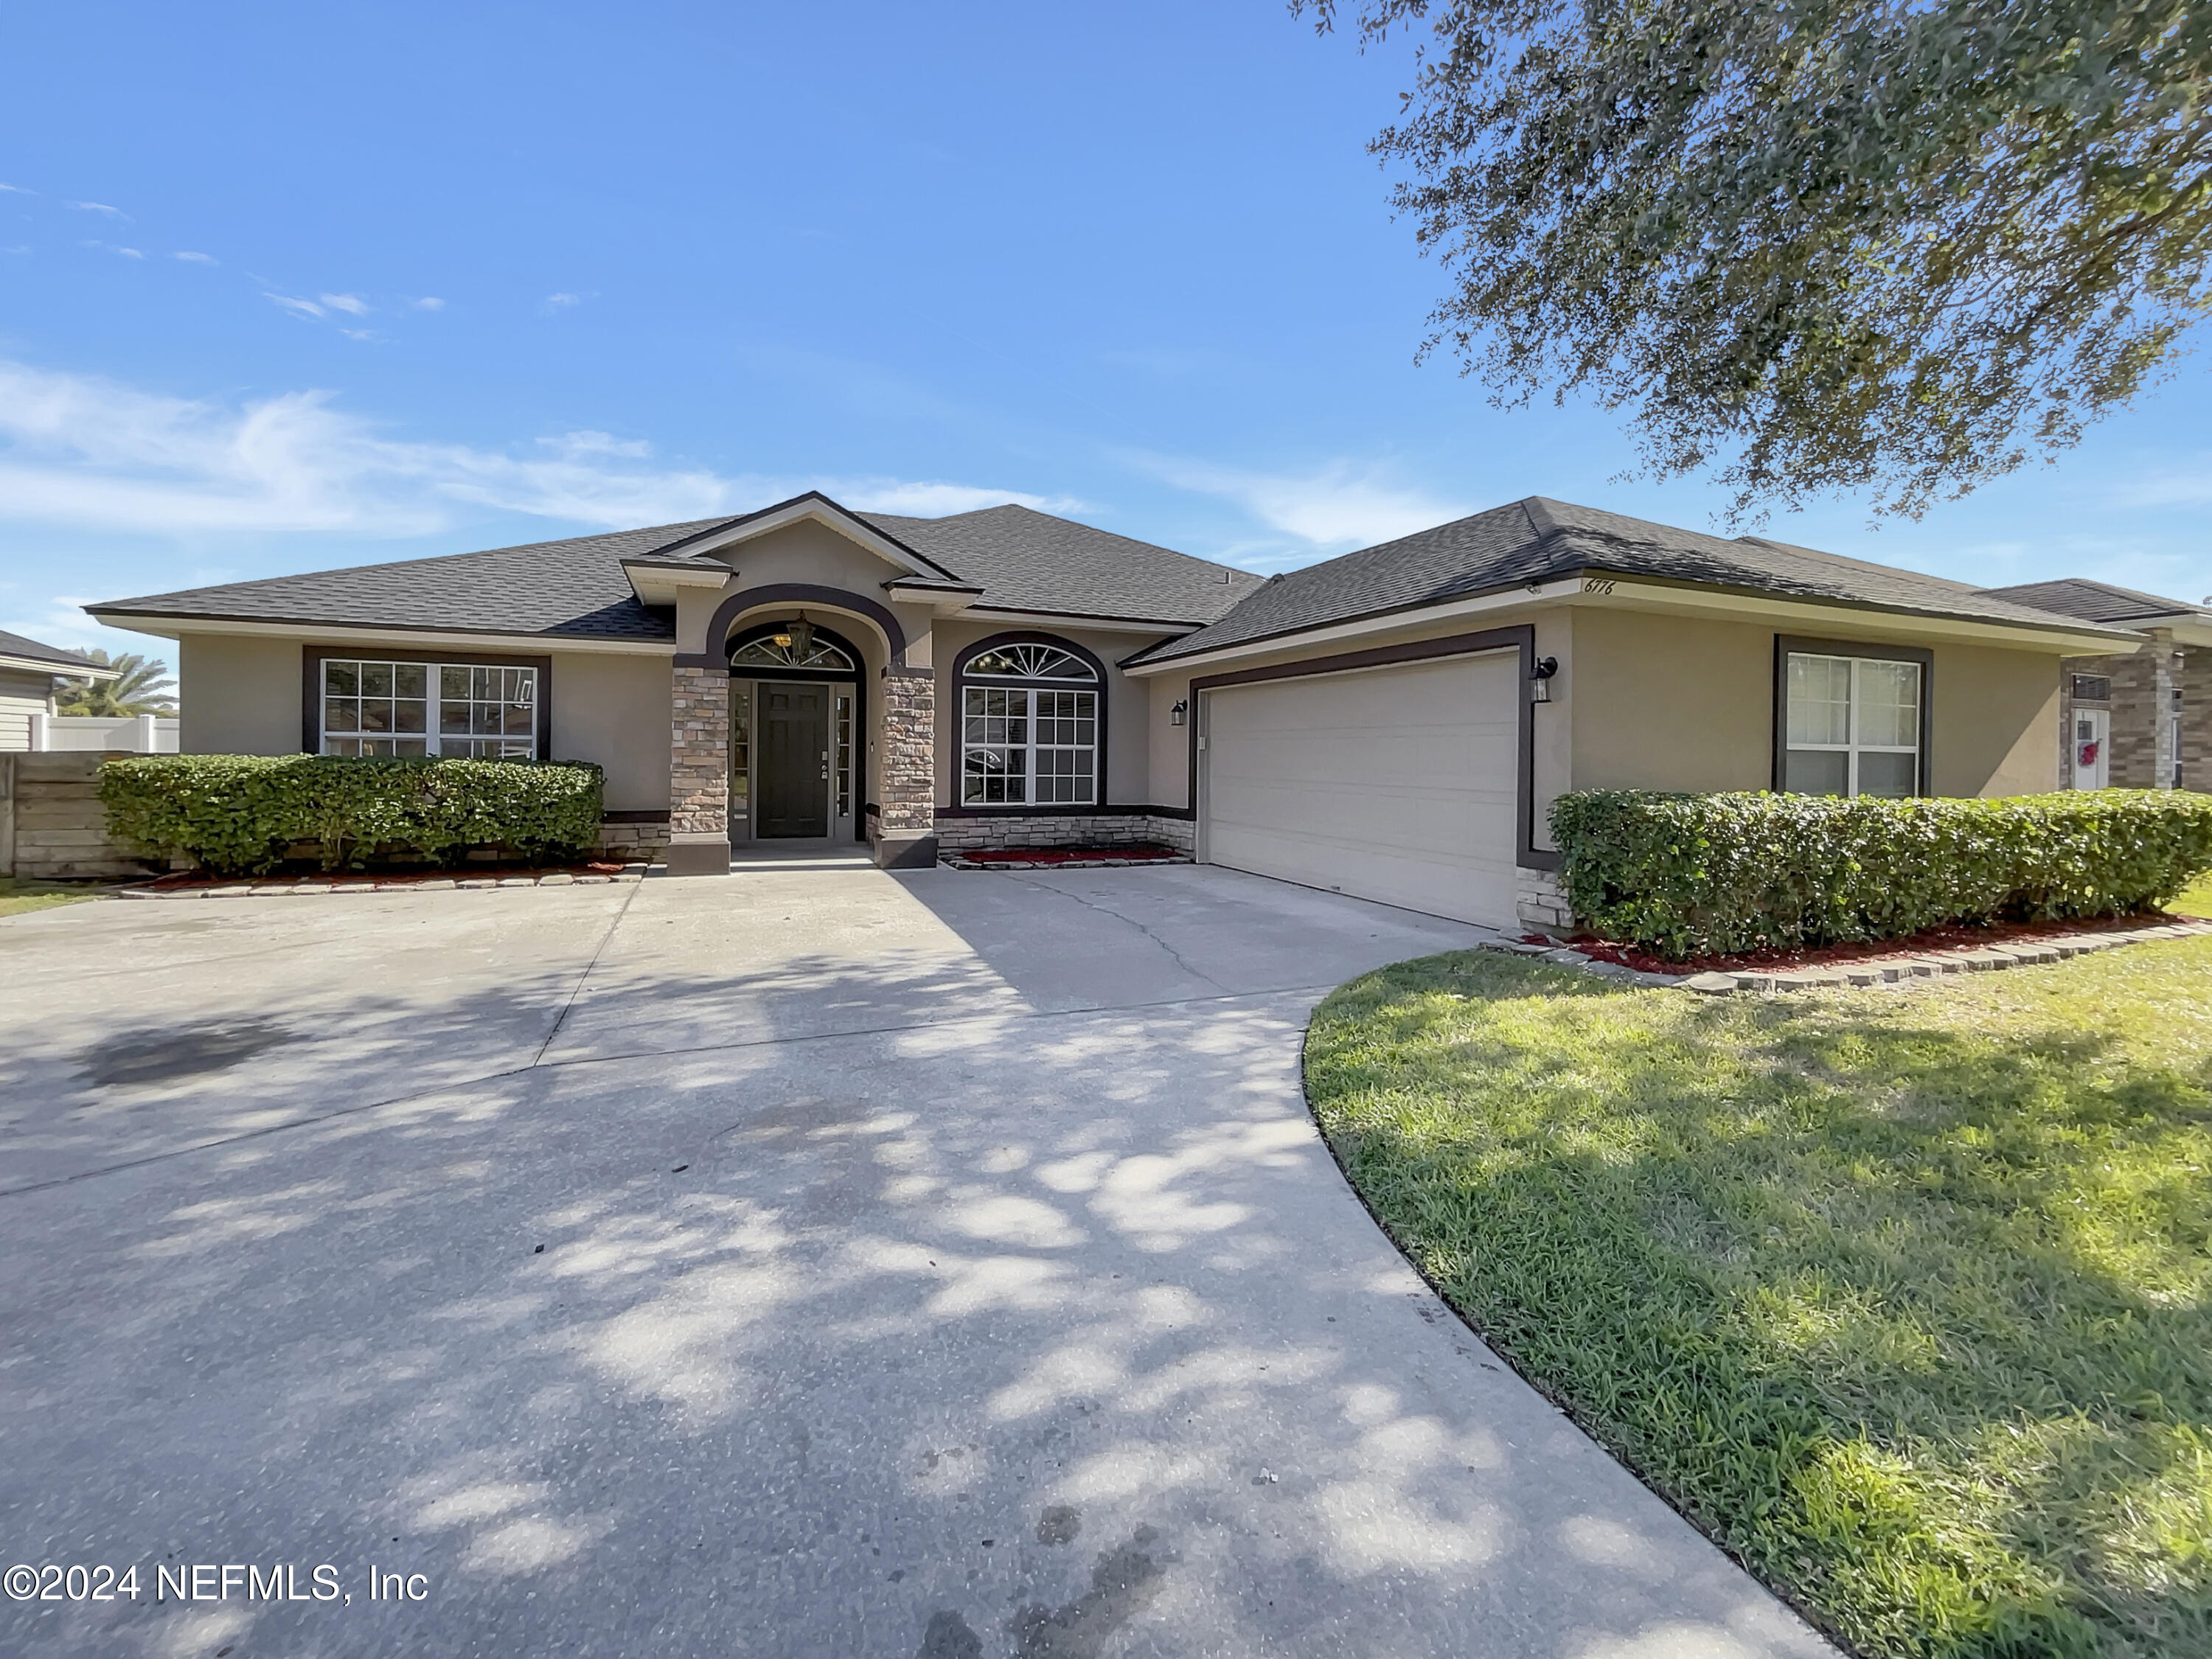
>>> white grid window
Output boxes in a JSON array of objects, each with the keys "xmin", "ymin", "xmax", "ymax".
[
  {"xmin": 321, "ymin": 659, "xmax": 537, "ymax": 759},
  {"xmin": 960, "ymin": 639, "xmax": 1099, "ymax": 806},
  {"xmin": 961, "ymin": 686, "xmax": 1097, "ymax": 804},
  {"xmin": 1784, "ymin": 652, "xmax": 1920, "ymax": 798}
]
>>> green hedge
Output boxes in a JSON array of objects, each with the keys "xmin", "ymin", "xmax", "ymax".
[
  {"xmin": 99, "ymin": 755, "xmax": 606, "ymax": 876},
  {"xmin": 1550, "ymin": 788, "xmax": 2212, "ymax": 959}
]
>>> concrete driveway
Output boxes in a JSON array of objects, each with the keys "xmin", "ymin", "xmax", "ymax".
[{"xmin": 0, "ymin": 860, "xmax": 1832, "ymax": 1659}]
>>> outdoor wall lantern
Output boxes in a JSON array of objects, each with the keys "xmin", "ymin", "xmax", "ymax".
[
  {"xmin": 779, "ymin": 619, "xmax": 813, "ymax": 658},
  {"xmin": 1529, "ymin": 655, "xmax": 1559, "ymax": 703},
  {"xmin": 1169, "ymin": 698, "xmax": 1189, "ymax": 727}
]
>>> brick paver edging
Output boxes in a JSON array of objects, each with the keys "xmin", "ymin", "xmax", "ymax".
[
  {"xmin": 113, "ymin": 869, "xmax": 650, "ymax": 900},
  {"xmin": 1478, "ymin": 918, "xmax": 2212, "ymax": 993}
]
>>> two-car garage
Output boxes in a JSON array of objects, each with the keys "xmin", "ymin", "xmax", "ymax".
[{"xmin": 1195, "ymin": 647, "xmax": 1523, "ymax": 928}]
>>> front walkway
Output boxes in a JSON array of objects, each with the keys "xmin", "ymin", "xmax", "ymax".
[{"xmin": 0, "ymin": 866, "xmax": 1832, "ymax": 1658}]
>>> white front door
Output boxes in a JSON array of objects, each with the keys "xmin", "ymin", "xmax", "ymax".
[
  {"xmin": 1199, "ymin": 652, "xmax": 1520, "ymax": 927},
  {"xmin": 2073, "ymin": 708, "xmax": 2110, "ymax": 789}
]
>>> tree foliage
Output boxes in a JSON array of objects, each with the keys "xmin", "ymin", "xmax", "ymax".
[
  {"xmin": 1302, "ymin": 0, "xmax": 2212, "ymax": 519},
  {"xmin": 55, "ymin": 649, "xmax": 178, "ymax": 717}
]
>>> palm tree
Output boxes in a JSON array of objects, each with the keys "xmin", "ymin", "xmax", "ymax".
[{"xmin": 55, "ymin": 650, "xmax": 178, "ymax": 717}]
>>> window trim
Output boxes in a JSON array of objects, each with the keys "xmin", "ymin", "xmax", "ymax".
[
  {"xmin": 1771, "ymin": 635, "xmax": 1933, "ymax": 797},
  {"xmin": 302, "ymin": 644, "xmax": 553, "ymax": 758},
  {"xmin": 950, "ymin": 631, "xmax": 1108, "ymax": 810}
]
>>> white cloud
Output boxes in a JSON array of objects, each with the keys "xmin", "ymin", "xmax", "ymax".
[
  {"xmin": 113, "ymin": 246, "xmax": 145, "ymax": 260},
  {"xmin": 0, "ymin": 591, "xmax": 166, "ymax": 670},
  {"xmin": 66, "ymin": 201, "xmax": 128, "ymax": 220},
  {"xmin": 338, "ymin": 328, "xmax": 380, "ymax": 342},
  {"xmin": 541, "ymin": 431, "xmax": 651, "ymax": 460},
  {"xmin": 319, "ymin": 292, "xmax": 370, "ymax": 316},
  {"xmin": 0, "ymin": 358, "xmax": 1062, "ymax": 540},
  {"xmin": 540, "ymin": 291, "xmax": 584, "ymax": 314},
  {"xmin": 0, "ymin": 182, "xmax": 35, "ymax": 195},
  {"xmin": 264, "ymin": 293, "xmax": 326, "ymax": 319},
  {"xmin": 1131, "ymin": 453, "xmax": 1474, "ymax": 549},
  {"xmin": 174, "ymin": 250, "xmax": 218, "ymax": 264},
  {"xmin": 2115, "ymin": 456, "xmax": 2212, "ymax": 509},
  {"xmin": 411, "ymin": 296, "xmax": 445, "ymax": 310},
  {"xmin": 832, "ymin": 479, "xmax": 1076, "ymax": 517}
]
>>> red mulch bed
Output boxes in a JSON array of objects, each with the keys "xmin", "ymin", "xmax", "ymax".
[
  {"xmin": 135, "ymin": 861, "xmax": 633, "ymax": 890},
  {"xmin": 1557, "ymin": 909, "xmax": 2192, "ymax": 976},
  {"xmin": 961, "ymin": 844, "xmax": 1183, "ymax": 867}
]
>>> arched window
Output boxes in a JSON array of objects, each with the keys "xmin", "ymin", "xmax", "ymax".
[
  {"xmin": 957, "ymin": 634, "xmax": 1102, "ymax": 807},
  {"xmin": 728, "ymin": 622, "xmax": 856, "ymax": 673}
]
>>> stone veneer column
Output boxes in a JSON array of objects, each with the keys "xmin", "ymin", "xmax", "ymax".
[
  {"xmin": 666, "ymin": 664, "xmax": 731, "ymax": 875},
  {"xmin": 873, "ymin": 667, "xmax": 939, "ymax": 869}
]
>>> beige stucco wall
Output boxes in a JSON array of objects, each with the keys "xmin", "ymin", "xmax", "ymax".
[
  {"xmin": 931, "ymin": 619, "xmax": 1167, "ymax": 807},
  {"xmin": 551, "ymin": 651, "xmax": 672, "ymax": 811},
  {"xmin": 176, "ymin": 631, "xmax": 676, "ymax": 810},
  {"xmin": 675, "ymin": 521, "xmax": 934, "ymax": 664},
  {"xmin": 1930, "ymin": 641, "xmax": 2059, "ymax": 796},
  {"xmin": 179, "ymin": 633, "xmax": 301, "ymax": 754},
  {"xmin": 1565, "ymin": 606, "xmax": 2065, "ymax": 798},
  {"xmin": 1567, "ymin": 608, "xmax": 1773, "ymax": 793}
]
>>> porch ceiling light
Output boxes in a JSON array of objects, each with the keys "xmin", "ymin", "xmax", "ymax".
[
  {"xmin": 1530, "ymin": 655, "xmax": 1559, "ymax": 704},
  {"xmin": 787, "ymin": 619, "xmax": 814, "ymax": 658}
]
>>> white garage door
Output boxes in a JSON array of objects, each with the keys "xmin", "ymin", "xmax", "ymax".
[{"xmin": 1200, "ymin": 653, "xmax": 1519, "ymax": 927}]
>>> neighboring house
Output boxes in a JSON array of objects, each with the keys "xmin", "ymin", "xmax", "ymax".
[
  {"xmin": 87, "ymin": 492, "xmax": 2138, "ymax": 930},
  {"xmin": 0, "ymin": 630, "xmax": 119, "ymax": 751},
  {"xmin": 1977, "ymin": 578, "xmax": 2212, "ymax": 791}
]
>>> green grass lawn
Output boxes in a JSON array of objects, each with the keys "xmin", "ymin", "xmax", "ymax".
[
  {"xmin": 2177, "ymin": 873, "xmax": 2212, "ymax": 920},
  {"xmin": 0, "ymin": 875, "xmax": 103, "ymax": 918},
  {"xmin": 1307, "ymin": 939, "xmax": 2212, "ymax": 1659}
]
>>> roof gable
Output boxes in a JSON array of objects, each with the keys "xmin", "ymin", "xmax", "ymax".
[{"xmin": 639, "ymin": 491, "xmax": 964, "ymax": 582}]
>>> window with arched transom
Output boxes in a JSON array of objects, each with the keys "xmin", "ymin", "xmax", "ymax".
[{"xmin": 956, "ymin": 635, "xmax": 1102, "ymax": 806}]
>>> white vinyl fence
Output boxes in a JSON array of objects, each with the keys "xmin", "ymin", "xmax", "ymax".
[{"xmin": 25, "ymin": 713, "xmax": 180, "ymax": 753}]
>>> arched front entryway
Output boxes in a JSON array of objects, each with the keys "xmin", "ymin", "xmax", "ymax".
[
  {"xmin": 725, "ymin": 619, "xmax": 867, "ymax": 845},
  {"xmin": 664, "ymin": 583, "xmax": 939, "ymax": 874}
]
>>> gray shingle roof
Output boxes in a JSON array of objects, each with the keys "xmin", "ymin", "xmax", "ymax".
[
  {"xmin": 1974, "ymin": 577, "xmax": 2207, "ymax": 626},
  {"xmin": 858, "ymin": 504, "xmax": 1265, "ymax": 624},
  {"xmin": 87, "ymin": 499, "xmax": 1262, "ymax": 640},
  {"xmin": 88, "ymin": 521, "xmax": 731, "ymax": 642},
  {"xmin": 1130, "ymin": 496, "xmax": 2143, "ymax": 665},
  {"xmin": 0, "ymin": 628, "xmax": 104, "ymax": 671}
]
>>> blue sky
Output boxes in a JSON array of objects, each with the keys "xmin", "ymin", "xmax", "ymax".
[{"xmin": 3, "ymin": 0, "xmax": 2207, "ymax": 677}]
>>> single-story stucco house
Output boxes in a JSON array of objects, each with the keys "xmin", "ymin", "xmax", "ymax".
[{"xmin": 86, "ymin": 492, "xmax": 2146, "ymax": 930}]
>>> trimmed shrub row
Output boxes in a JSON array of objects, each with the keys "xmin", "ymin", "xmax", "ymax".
[
  {"xmin": 99, "ymin": 754, "xmax": 606, "ymax": 876},
  {"xmin": 1549, "ymin": 788, "xmax": 2212, "ymax": 960}
]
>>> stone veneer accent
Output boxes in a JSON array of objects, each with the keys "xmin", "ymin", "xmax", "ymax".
[
  {"xmin": 1514, "ymin": 865, "xmax": 1573, "ymax": 933},
  {"xmin": 933, "ymin": 812, "xmax": 1194, "ymax": 855},
  {"xmin": 596, "ymin": 820, "xmax": 669, "ymax": 859},
  {"xmin": 669, "ymin": 666, "xmax": 730, "ymax": 836},
  {"xmin": 867, "ymin": 668, "xmax": 939, "ymax": 866},
  {"xmin": 2062, "ymin": 644, "xmax": 2205, "ymax": 790}
]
